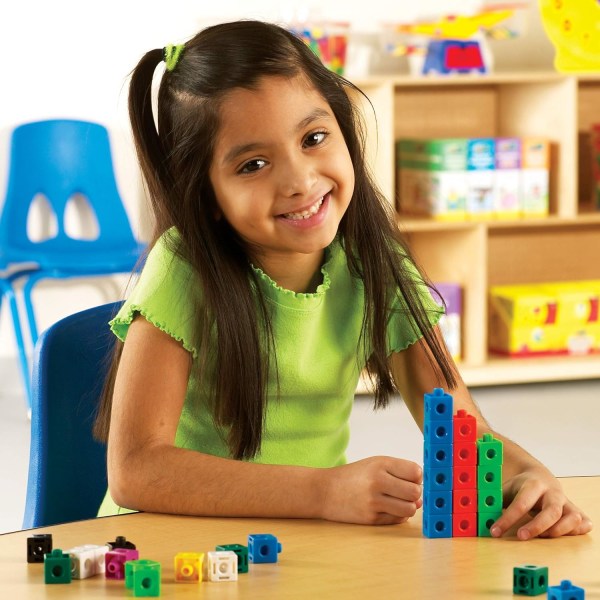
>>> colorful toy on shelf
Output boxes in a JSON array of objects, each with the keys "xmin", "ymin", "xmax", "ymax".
[
  {"xmin": 539, "ymin": 0, "xmax": 600, "ymax": 72},
  {"xmin": 489, "ymin": 280, "xmax": 600, "ymax": 356},
  {"xmin": 292, "ymin": 23, "xmax": 349, "ymax": 74},
  {"xmin": 591, "ymin": 124, "xmax": 600, "ymax": 210},
  {"xmin": 422, "ymin": 388, "xmax": 504, "ymax": 539},
  {"xmin": 396, "ymin": 136, "xmax": 549, "ymax": 220},
  {"xmin": 432, "ymin": 283, "xmax": 463, "ymax": 362},
  {"xmin": 388, "ymin": 4, "xmax": 526, "ymax": 75}
]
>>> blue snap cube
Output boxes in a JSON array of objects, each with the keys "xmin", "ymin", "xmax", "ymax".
[
  {"xmin": 547, "ymin": 580, "xmax": 585, "ymax": 600},
  {"xmin": 247, "ymin": 534, "xmax": 282, "ymax": 564}
]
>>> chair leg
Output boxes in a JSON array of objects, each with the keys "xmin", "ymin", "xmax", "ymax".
[
  {"xmin": 1, "ymin": 282, "xmax": 32, "ymax": 412},
  {"xmin": 22, "ymin": 273, "xmax": 43, "ymax": 346}
]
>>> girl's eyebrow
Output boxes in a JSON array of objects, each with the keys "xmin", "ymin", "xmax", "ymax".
[{"xmin": 222, "ymin": 107, "xmax": 333, "ymax": 165}]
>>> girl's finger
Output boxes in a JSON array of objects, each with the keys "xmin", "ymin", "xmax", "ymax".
[
  {"xmin": 491, "ymin": 481, "xmax": 543, "ymax": 537},
  {"xmin": 515, "ymin": 491, "xmax": 566, "ymax": 540}
]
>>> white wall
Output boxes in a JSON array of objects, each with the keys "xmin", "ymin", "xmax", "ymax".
[{"xmin": 0, "ymin": 0, "xmax": 554, "ymax": 359}]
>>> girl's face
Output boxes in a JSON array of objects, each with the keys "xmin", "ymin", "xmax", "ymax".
[{"xmin": 209, "ymin": 75, "xmax": 354, "ymax": 271}]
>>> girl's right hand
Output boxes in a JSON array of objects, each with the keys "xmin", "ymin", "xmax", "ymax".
[{"xmin": 320, "ymin": 456, "xmax": 423, "ymax": 525}]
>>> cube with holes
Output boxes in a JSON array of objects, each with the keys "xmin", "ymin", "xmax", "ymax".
[
  {"xmin": 207, "ymin": 551, "xmax": 238, "ymax": 582},
  {"xmin": 247, "ymin": 534, "xmax": 282, "ymax": 564},
  {"xmin": 513, "ymin": 565, "xmax": 548, "ymax": 596},
  {"xmin": 125, "ymin": 559, "xmax": 161, "ymax": 597}
]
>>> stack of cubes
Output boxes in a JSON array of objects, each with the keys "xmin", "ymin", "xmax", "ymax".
[{"xmin": 423, "ymin": 388, "xmax": 503, "ymax": 538}]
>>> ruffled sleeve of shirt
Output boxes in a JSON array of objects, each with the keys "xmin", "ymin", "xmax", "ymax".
[
  {"xmin": 386, "ymin": 255, "xmax": 444, "ymax": 354},
  {"xmin": 109, "ymin": 227, "xmax": 200, "ymax": 358}
]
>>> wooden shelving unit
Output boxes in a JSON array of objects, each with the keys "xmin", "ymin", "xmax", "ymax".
[{"xmin": 352, "ymin": 71, "xmax": 600, "ymax": 389}]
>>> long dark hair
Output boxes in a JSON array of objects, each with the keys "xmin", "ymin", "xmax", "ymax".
[{"xmin": 94, "ymin": 20, "xmax": 457, "ymax": 459}]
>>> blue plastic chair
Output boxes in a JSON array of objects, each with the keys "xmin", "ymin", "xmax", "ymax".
[
  {"xmin": 22, "ymin": 301, "xmax": 122, "ymax": 529},
  {"xmin": 0, "ymin": 119, "xmax": 145, "ymax": 410}
]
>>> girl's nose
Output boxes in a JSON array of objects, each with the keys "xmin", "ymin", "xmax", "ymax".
[{"xmin": 278, "ymin": 155, "xmax": 317, "ymax": 197}]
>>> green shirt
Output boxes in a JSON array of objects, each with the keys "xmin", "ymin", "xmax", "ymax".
[{"xmin": 98, "ymin": 229, "xmax": 442, "ymax": 516}]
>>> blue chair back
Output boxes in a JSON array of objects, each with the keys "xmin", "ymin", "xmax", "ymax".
[
  {"xmin": 23, "ymin": 301, "xmax": 122, "ymax": 529},
  {"xmin": 0, "ymin": 119, "xmax": 137, "ymax": 261}
]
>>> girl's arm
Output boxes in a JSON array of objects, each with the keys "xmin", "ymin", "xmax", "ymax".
[
  {"xmin": 389, "ymin": 325, "xmax": 593, "ymax": 540},
  {"xmin": 107, "ymin": 316, "xmax": 422, "ymax": 524}
]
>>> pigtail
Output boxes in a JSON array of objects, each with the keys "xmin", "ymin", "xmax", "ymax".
[{"xmin": 128, "ymin": 49, "xmax": 175, "ymax": 229}]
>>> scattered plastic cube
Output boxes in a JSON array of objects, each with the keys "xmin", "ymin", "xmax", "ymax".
[
  {"xmin": 27, "ymin": 533, "xmax": 52, "ymax": 563},
  {"xmin": 216, "ymin": 544, "xmax": 249, "ymax": 573},
  {"xmin": 513, "ymin": 564, "xmax": 548, "ymax": 596},
  {"xmin": 125, "ymin": 559, "xmax": 161, "ymax": 597},
  {"xmin": 66, "ymin": 544, "xmax": 109, "ymax": 579},
  {"xmin": 248, "ymin": 534, "xmax": 282, "ymax": 564},
  {"xmin": 207, "ymin": 551, "xmax": 238, "ymax": 582},
  {"xmin": 105, "ymin": 548, "xmax": 139, "ymax": 579},
  {"xmin": 547, "ymin": 580, "xmax": 585, "ymax": 600},
  {"xmin": 174, "ymin": 552, "xmax": 204, "ymax": 582},
  {"xmin": 44, "ymin": 548, "xmax": 72, "ymax": 584},
  {"xmin": 106, "ymin": 535, "xmax": 136, "ymax": 550}
]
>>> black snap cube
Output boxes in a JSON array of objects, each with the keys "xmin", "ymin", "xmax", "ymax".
[{"xmin": 27, "ymin": 533, "xmax": 53, "ymax": 563}]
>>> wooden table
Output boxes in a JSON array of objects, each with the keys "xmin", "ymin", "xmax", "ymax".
[{"xmin": 1, "ymin": 477, "xmax": 598, "ymax": 598}]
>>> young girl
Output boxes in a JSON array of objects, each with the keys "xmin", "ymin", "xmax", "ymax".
[{"xmin": 94, "ymin": 20, "xmax": 591, "ymax": 539}]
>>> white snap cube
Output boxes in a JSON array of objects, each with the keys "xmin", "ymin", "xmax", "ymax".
[
  {"xmin": 207, "ymin": 551, "xmax": 238, "ymax": 582},
  {"xmin": 66, "ymin": 544, "xmax": 110, "ymax": 579}
]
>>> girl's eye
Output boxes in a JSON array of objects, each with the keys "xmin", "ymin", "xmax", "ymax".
[
  {"xmin": 239, "ymin": 159, "xmax": 267, "ymax": 174},
  {"xmin": 303, "ymin": 131, "xmax": 328, "ymax": 148}
]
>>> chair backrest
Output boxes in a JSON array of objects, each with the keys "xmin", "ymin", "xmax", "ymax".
[
  {"xmin": 23, "ymin": 301, "xmax": 122, "ymax": 529},
  {"xmin": 0, "ymin": 119, "xmax": 136, "ymax": 258}
]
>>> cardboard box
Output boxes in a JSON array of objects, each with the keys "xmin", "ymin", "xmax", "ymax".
[
  {"xmin": 521, "ymin": 138, "xmax": 550, "ymax": 217},
  {"xmin": 432, "ymin": 282, "xmax": 462, "ymax": 361},
  {"xmin": 396, "ymin": 139, "xmax": 467, "ymax": 220},
  {"xmin": 489, "ymin": 280, "xmax": 600, "ymax": 356}
]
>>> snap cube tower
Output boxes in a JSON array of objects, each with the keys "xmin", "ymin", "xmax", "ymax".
[
  {"xmin": 422, "ymin": 388, "xmax": 503, "ymax": 538},
  {"xmin": 423, "ymin": 387, "xmax": 454, "ymax": 537},
  {"xmin": 477, "ymin": 432, "xmax": 503, "ymax": 536}
]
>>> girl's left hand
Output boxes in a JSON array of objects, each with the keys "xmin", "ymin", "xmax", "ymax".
[{"xmin": 489, "ymin": 467, "xmax": 593, "ymax": 540}]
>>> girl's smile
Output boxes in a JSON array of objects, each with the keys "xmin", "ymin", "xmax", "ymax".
[
  {"xmin": 209, "ymin": 75, "xmax": 354, "ymax": 292},
  {"xmin": 278, "ymin": 191, "xmax": 330, "ymax": 226}
]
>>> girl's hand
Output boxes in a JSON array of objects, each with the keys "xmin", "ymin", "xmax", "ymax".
[
  {"xmin": 320, "ymin": 456, "xmax": 423, "ymax": 525},
  {"xmin": 490, "ymin": 467, "xmax": 593, "ymax": 540}
]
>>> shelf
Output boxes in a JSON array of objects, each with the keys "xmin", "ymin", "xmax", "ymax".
[
  {"xmin": 459, "ymin": 355, "xmax": 600, "ymax": 387},
  {"xmin": 353, "ymin": 71, "xmax": 600, "ymax": 387},
  {"xmin": 356, "ymin": 354, "xmax": 600, "ymax": 395}
]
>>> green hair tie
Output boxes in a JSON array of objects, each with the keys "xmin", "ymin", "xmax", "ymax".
[{"xmin": 163, "ymin": 44, "xmax": 184, "ymax": 72}]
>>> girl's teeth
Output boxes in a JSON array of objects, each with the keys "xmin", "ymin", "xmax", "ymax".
[{"xmin": 283, "ymin": 196, "xmax": 324, "ymax": 220}]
